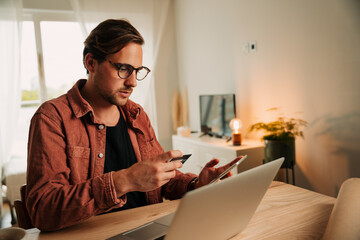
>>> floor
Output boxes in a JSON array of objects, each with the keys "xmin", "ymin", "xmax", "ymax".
[{"xmin": 0, "ymin": 201, "xmax": 15, "ymax": 229}]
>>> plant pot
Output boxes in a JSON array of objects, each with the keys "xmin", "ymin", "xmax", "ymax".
[{"xmin": 264, "ymin": 139, "xmax": 295, "ymax": 168}]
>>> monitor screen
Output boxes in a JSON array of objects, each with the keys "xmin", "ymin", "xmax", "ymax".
[{"xmin": 199, "ymin": 94, "xmax": 236, "ymax": 137}]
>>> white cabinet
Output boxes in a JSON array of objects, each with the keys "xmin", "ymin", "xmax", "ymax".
[{"xmin": 172, "ymin": 134, "xmax": 264, "ymax": 175}]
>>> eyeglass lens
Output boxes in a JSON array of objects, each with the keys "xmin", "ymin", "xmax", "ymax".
[{"xmin": 118, "ymin": 64, "xmax": 149, "ymax": 80}]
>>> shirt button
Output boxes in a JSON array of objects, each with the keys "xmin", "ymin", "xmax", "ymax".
[
  {"xmin": 98, "ymin": 124, "xmax": 105, "ymax": 130},
  {"xmin": 98, "ymin": 153, "xmax": 104, "ymax": 158}
]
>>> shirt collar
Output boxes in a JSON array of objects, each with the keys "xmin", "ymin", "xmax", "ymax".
[
  {"xmin": 67, "ymin": 79, "xmax": 93, "ymax": 119},
  {"xmin": 67, "ymin": 79, "xmax": 141, "ymax": 123}
]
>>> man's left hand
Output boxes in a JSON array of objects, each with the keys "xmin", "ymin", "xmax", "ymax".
[{"xmin": 195, "ymin": 157, "xmax": 243, "ymax": 189}]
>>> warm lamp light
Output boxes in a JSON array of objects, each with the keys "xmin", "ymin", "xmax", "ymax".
[{"xmin": 229, "ymin": 118, "xmax": 242, "ymax": 145}]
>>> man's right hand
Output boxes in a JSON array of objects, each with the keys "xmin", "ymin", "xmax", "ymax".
[{"xmin": 112, "ymin": 150, "xmax": 183, "ymax": 195}]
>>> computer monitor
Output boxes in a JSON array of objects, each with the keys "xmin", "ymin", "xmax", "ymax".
[{"xmin": 199, "ymin": 94, "xmax": 236, "ymax": 137}]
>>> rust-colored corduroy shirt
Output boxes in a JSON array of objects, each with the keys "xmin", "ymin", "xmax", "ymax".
[{"xmin": 26, "ymin": 80, "xmax": 196, "ymax": 231}]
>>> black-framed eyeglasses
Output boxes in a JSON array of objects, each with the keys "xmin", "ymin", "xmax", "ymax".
[{"xmin": 108, "ymin": 60, "xmax": 151, "ymax": 81}]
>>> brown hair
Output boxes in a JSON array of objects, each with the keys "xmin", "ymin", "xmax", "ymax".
[{"xmin": 83, "ymin": 19, "xmax": 144, "ymax": 72}]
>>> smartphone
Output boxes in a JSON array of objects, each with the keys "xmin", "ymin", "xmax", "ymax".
[
  {"xmin": 170, "ymin": 154, "xmax": 192, "ymax": 164},
  {"xmin": 210, "ymin": 155, "xmax": 248, "ymax": 184}
]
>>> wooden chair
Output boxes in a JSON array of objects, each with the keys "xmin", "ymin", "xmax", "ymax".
[{"xmin": 14, "ymin": 185, "xmax": 34, "ymax": 229}]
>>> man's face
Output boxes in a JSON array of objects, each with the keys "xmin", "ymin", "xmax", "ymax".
[{"xmin": 93, "ymin": 42, "xmax": 143, "ymax": 106}]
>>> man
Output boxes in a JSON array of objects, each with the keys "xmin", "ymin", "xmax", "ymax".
[{"xmin": 26, "ymin": 19, "xmax": 240, "ymax": 231}]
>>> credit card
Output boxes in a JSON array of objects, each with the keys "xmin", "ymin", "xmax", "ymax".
[{"xmin": 170, "ymin": 154, "xmax": 192, "ymax": 164}]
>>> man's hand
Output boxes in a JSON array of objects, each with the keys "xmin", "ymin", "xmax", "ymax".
[
  {"xmin": 195, "ymin": 156, "xmax": 244, "ymax": 189},
  {"xmin": 113, "ymin": 150, "xmax": 183, "ymax": 195}
]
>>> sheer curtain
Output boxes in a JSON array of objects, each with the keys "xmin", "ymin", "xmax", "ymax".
[
  {"xmin": 0, "ymin": 0, "xmax": 22, "ymax": 213},
  {"xmin": 70, "ymin": 0, "xmax": 170, "ymax": 136}
]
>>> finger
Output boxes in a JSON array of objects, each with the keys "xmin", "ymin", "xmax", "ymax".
[
  {"xmin": 222, "ymin": 156, "xmax": 242, "ymax": 169},
  {"xmin": 154, "ymin": 170, "xmax": 177, "ymax": 188},
  {"xmin": 229, "ymin": 156, "xmax": 243, "ymax": 165},
  {"xmin": 204, "ymin": 158, "xmax": 220, "ymax": 168},
  {"xmin": 150, "ymin": 150, "xmax": 183, "ymax": 163},
  {"xmin": 222, "ymin": 171, "xmax": 233, "ymax": 179},
  {"xmin": 162, "ymin": 160, "xmax": 182, "ymax": 171},
  {"xmin": 215, "ymin": 158, "xmax": 240, "ymax": 173},
  {"xmin": 160, "ymin": 169, "xmax": 177, "ymax": 180},
  {"xmin": 169, "ymin": 150, "xmax": 183, "ymax": 158}
]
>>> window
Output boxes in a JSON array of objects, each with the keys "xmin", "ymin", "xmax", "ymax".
[
  {"xmin": 13, "ymin": 12, "xmax": 87, "ymax": 159},
  {"xmin": 40, "ymin": 21, "xmax": 85, "ymax": 99},
  {"xmin": 20, "ymin": 21, "xmax": 39, "ymax": 106}
]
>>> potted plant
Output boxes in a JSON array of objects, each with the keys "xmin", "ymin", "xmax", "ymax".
[{"xmin": 248, "ymin": 109, "xmax": 308, "ymax": 168}]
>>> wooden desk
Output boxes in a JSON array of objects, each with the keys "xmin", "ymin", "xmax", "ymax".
[{"xmin": 25, "ymin": 182, "xmax": 336, "ymax": 240}]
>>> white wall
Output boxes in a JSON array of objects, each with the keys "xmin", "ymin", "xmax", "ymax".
[
  {"xmin": 153, "ymin": 0, "xmax": 180, "ymax": 151},
  {"xmin": 175, "ymin": 0, "xmax": 237, "ymax": 128},
  {"xmin": 169, "ymin": 0, "xmax": 360, "ymax": 197}
]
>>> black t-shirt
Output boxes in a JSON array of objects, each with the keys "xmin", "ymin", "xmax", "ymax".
[{"xmin": 104, "ymin": 112, "xmax": 146, "ymax": 211}]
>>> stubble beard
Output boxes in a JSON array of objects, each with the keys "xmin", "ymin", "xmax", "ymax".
[
  {"xmin": 94, "ymin": 82, "xmax": 131, "ymax": 107},
  {"xmin": 101, "ymin": 89, "xmax": 131, "ymax": 106}
]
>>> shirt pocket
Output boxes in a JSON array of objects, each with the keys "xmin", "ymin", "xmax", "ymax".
[
  {"xmin": 66, "ymin": 145, "xmax": 91, "ymax": 183},
  {"xmin": 138, "ymin": 137, "xmax": 163, "ymax": 159}
]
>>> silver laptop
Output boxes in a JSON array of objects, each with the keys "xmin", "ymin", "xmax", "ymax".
[{"xmin": 108, "ymin": 158, "xmax": 284, "ymax": 240}]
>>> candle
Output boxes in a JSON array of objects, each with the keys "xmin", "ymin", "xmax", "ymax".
[
  {"xmin": 229, "ymin": 118, "xmax": 242, "ymax": 146},
  {"xmin": 233, "ymin": 132, "xmax": 242, "ymax": 145}
]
